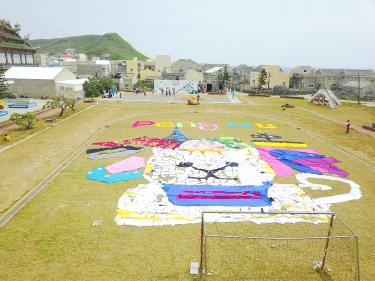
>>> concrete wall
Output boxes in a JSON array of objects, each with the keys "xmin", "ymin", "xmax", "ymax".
[
  {"xmin": 249, "ymin": 71, "xmax": 260, "ymax": 87},
  {"xmin": 77, "ymin": 64, "xmax": 103, "ymax": 77},
  {"xmin": 8, "ymin": 79, "xmax": 57, "ymax": 98},
  {"xmin": 185, "ymin": 69, "xmax": 203, "ymax": 81},
  {"xmin": 139, "ymin": 69, "xmax": 157, "ymax": 80},
  {"xmin": 171, "ymin": 59, "xmax": 201, "ymax": 73},
  {"xmin": 261, "ymin": 65, "xmax": 290, "ymax": 88},
  {"xmin": 62, "ymin": 61, "xmax": 78, "ymax": 74},
  {"xmin": 56, "ymin": 89, "xmax": 85, "ymax": 99},
  {"xmin": 155, "ymin": 55, "xmax": 171, "ymax": 75},
  {"xmin": 125, "ymin": 58, "xmax": 139, "ymax": 77},
  {"xmin": 34, "ymin": 54, "xmax": 48, "ymax": 66},
  {"xmin": 8, "ymin": 69, "xmax": 76, "ymax": 98},
  {"xmin": 154, "ymin": 79, "xmax": 198, "ymax": 94}
]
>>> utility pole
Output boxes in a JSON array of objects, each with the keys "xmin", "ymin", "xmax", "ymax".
[
  {"xmin": 357, "ymin": 70, "xmax": 361, "ymax": 105},
  {"xmin": 267, "ymin": 72, "xmax": 271, "ymax": 89},
  {"xmin": 242, "ymin": 73, "xmax": 245, "ymax": 93}
]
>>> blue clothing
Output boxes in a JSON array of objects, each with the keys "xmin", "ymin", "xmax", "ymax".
[
  {"xmin": 163, "ymin": 128, "xmax": 190, "ymax": 144},
  {"xmin": 269, "ymin": 150, "xmax": 324, "ymax": 175},
  {"xmin": 86, "ymin": 167, "xmax": 143, "ymax": 183},
  {"xmin": 162, "ymin": 182, "xmax": 272, "ymax": 207}
]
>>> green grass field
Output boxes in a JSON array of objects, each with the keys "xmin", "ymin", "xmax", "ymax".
[{"xmin": 0, "ymin": 98, "xmax": 374, "ymax": 280}]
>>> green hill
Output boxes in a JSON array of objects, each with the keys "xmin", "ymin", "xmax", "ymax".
[{"xmin": 30, "ymin": 33, "xmax": 148, "ymax": 60}]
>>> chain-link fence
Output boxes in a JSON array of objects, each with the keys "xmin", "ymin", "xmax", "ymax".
[{"xmin": 200, "ymin": 211, "xmax": 360, "ymax": 281}]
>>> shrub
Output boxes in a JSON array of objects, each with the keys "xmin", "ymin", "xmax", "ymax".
[{"xmin": 10, "ymin": 112, "xmax": 36, "ymax": 129}]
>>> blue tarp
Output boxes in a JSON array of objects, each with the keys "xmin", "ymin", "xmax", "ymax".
[
  {"xmin": 0, "ymin": 111, "xmax": 8, "ymax": 117},
  {"xmin": 163, "ymin": 128, "xmax": 190, "ymax": 144},
  {"xmin": 86, "ymin": 167, "xmax": 143, "ymax": 183},
  {"xmin": 162, "ymin": 182, "xmax": 273, "ymax": 206},
  {"xmin": 269, "ymin": 149, "xmax": 324, "ymax": 174}
]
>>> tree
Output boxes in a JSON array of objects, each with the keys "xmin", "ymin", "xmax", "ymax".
[
  {"xmin": 216, "ymin": 66, "xmax": 231, "ymax": 92},
  {"xmin": 99, "ymin": 77, "xmax": 114, "ymax": 93},
  {"xmin": 257, "ymin": 69, "xmax": 268, "ymax": 92},
  {"xmin": 10, "ymin": 112, "xmax": 35, "ymax": 130},
  {"xmin": 83, "ymin": 77, "xmax": 103, "ymax": 97},
  {"xmin": 83, "ymin": 77, "xmax": 109, "ymax": 97},
  {"xmin": 43, "ymin": 97, "xmax": 76, "ymax": 116},
  {"xmin": 0, "ymin": 66, "xmax": 11, "ymax": 99},
  {"xmin": 135, "ymin": 80, "xmax": 154, "ymax": 89}
]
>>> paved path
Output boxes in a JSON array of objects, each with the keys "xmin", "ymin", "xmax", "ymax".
[
  {"xmin": 105, "ymin": 92, "xmax": 235, "ymax": 104},
  {"xmin": 297, "ymin": 107, "xmax": 375, "ymax": 139}
]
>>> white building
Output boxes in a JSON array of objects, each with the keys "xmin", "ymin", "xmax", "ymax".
[
  {"xmin": 95, "ymin": 60, "xmax": 111, "ymax": 76},
  {"xmin": 55, "ymin": 79, "xmax": 87, "ymax": 99},
  {"xmin": 4, "ymin": 67, "xmax": 83, "ymax": 99}
]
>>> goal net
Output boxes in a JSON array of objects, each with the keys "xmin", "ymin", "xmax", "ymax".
[{"xmin": 199, "ymin": 211, "xmax": 360, "ymax": 281}]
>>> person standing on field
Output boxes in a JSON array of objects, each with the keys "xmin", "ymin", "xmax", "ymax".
[{"xmin": 345, "ymin": 120, "xmax": 351, "ymax": 134}]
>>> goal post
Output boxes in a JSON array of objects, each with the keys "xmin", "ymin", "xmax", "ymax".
[{"xmin": 199, "ymin": 211, "xmax": 360, "ymax": 281}]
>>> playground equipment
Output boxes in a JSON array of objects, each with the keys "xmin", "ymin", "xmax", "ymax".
[
  {"xmin": 306, "ymin": 89, "xmax": 341, "ymax": 109},
  {"xmin": 6, "ymin": 98, "xmax": 37, "ymax": 109},
  {"xmin": 187, "ymin": 90, "xmax": 200, "ymax": 105}
]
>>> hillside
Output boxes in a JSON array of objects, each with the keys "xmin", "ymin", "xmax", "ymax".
[{"xmin": 30, "ymin": 33, "xmax": 148, "ymax": 60}]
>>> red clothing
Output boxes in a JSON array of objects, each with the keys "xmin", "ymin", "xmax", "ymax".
[{"xmin": 345, "ymin": 122, "xmax": 351, "ymax": 133}]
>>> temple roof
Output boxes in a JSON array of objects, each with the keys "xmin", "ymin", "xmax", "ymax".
[{"xmin": 0, "ymin": 19, "xmax": 35, "ymax": 52}]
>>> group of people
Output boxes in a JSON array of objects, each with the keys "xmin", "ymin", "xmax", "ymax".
[
  {"xmin": 135, "ymin": 88, "xmax": 148, "ymax": 96},
  {"xmin": 102, "ymin": 89, "xmax": 116, "ymax": 99},
  {"xmin": 160, "ymin": 88, "xmax": 176, "ymax": 96}
]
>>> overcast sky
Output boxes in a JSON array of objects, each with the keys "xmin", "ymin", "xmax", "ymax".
[{"xmin": 2, "ymin": 0, "xmax": 375, "ymax": 69}]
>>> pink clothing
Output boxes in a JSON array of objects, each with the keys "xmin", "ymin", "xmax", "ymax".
[
  {"xmin": 257, "ymin": 147, "xmax": 318, "ymax": 176},
  {"xmin": 105, "ymin": 156, "xmax": 145, "ymax": 174},
  {"xmin": 293, "ymin": 157, "xmax": 348, "ymax": 177}
]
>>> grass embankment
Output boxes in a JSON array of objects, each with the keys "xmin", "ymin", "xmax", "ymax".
[
  {"xmin": 0, "ymin": 103, "xmax": 94, "ymax": 145},
  {"xmin": 0, "ymin": 101, "xmax": 374, "ymax": 280}
]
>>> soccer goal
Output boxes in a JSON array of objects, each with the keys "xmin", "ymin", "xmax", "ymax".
[{"xmin": 199, "ymin": 211, "xmax": 360, "ymax": 281}]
